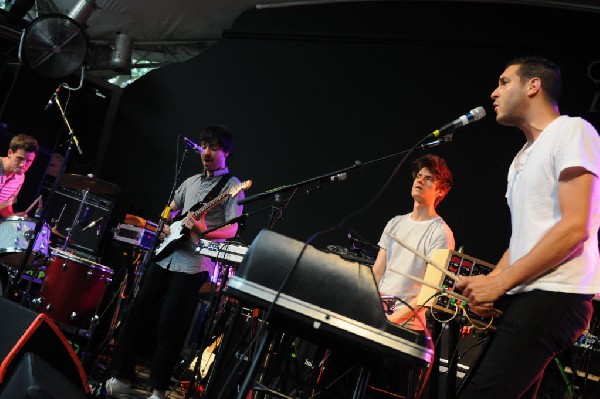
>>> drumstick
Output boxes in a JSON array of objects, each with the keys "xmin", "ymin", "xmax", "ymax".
[
  {"xmin": 384, "ymin": 231, "xmax": 461, "ymax": 282},
  {"xmin": 24, "ymin": 195, "xmax": 42, "ymax": 216}
]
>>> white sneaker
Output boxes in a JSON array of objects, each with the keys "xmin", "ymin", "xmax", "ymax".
[
  {"xmin": 146, "ymin": 393, "xmax": 165, "ymax": 399},
  {"xmin": 105, "ymin": 377, "xmax": 132, "ymax": 397}
]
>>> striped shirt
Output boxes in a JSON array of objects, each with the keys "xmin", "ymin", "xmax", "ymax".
[{"xmin": 0, "ymin": 158, "xmax": 25, "ymax": 211}]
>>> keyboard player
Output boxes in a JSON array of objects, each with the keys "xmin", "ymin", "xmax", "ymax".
[{"xmin": 372, "ymin": 154, "xmax": 455, "ymax": 329}]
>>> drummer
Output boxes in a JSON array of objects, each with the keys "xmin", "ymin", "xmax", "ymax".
[{"xmin": 0, "ymin": 134, "xmax": 39, "ymax": 218}]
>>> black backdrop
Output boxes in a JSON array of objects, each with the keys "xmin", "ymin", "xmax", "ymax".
[{"xmin": 2, "ymin": 1, "xmax": 600, "ymax": 265}]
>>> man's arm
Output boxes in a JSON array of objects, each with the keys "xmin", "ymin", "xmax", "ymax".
[
  {"xmin": 386, "ymin": 296, "xmax": 422, "ymax": 325},
  {"xmin": 488, "ymin": 249, "xmax": 510, "ymax": 276},
  {"xmin": 458, "ymin": 167, "xmax": 596, "ymax": 308},
  {"xmin": 159, "ymin": 200, "xmax": 180, "ymax": 239},
  {"xmin": 0, "ymin": 203, "xmax": 14, "ymax": 218},
  {"xmin": 372, "ymin": 248, "xmax": 387, "ymax": 286}
]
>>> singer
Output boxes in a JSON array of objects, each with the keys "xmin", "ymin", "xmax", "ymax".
[
  {"xmin": 105, "ymin": 124, "xmax": 247, "ymax": 399},
  {"xmin": 0, "ymin": 134, "xmax": 39, "ymax": 218},
  {"xmin": 456, "ymin": 56, "xmax": 600, "ymax": 399}
]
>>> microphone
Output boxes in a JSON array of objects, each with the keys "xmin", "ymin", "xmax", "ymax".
[
  {"xmin": 44, "ymin": 87, "xmax": 60, "ymax": 111},
  {"xmin": 432, "ymin": 106, "xmax": 486, "ymax": 137},
  {"xmin": 82, "ymin": 216, "xmax": 104, "ymax": 231},
  {"xmin": 347, "ymin": 230, "xmax": 378, "ymax": 250},
  {"xmin": 181, "ymin": 135, "xmax": 202, "ymax": 155}
]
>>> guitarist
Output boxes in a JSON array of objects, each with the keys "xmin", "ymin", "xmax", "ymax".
[{"xmin": 105, "ymin": 124, "xmax": 245, "ymax": 399}]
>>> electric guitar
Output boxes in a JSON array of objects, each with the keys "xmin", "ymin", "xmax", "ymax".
[{"xmin": 154, "ymin": 180, "xmax": 251, "ymax": 260}]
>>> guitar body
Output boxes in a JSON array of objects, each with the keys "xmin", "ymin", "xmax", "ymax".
[{"xmin": 154, "ymin": 218, "xmax": 188, "ymax": 261}]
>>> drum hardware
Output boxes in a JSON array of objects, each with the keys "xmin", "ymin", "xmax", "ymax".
[
  {"xmin": 61, "ymin": 188, "xmax": 90, "ymax": 251},
  {"xmin": 38, "ymin": 247, "xmax": 114, "ymax": 330},
  {"xmin": 50, "ymin": 227, "xmax": 66, "ymax": 240},
  {"xmin": 59, "ymin": 173, "xmax": 121, "ymax": 196},
  {"xmin": 0, "ymin": 217, "xmax": 51, "ymax": 271},
  {"xmin": 30, "ymin": 296, "xmax": 41, "ymax": 308}
]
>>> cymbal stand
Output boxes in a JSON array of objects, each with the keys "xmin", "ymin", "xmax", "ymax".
[
  {"xmin": 4, "ymin": 84, "xmax": 83, "ymax": 301},
  {"xmin": 61, "ymin": 188, "xmax": 89, "ymax": 250}
]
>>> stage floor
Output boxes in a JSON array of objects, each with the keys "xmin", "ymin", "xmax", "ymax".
[{"xmin": 87, "ymin": 361, "xmax": 188, "ymax": 399}]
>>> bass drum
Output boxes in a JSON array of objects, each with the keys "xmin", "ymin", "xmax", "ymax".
[
  {"xmin": 38, "ymin": 248, "xmax": 113, "ymax": 330},
  {"xmin": 0, "ymin": 216, "xmax": 50, "ymax": 268}
]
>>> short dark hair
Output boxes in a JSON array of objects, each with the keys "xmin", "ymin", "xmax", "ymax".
[
  {"xmin": 411, "ymin": 154, "xmax": 453, "ymax": 206},
  {"xmin": 199, "ymin": 124, "xmax": 234, "ymax": 154},
  {"xmin": 507, "ymin": 55, "xmax": 562, "ymax": 104},
  {"xmin": 10, "ymin": 134, "xmax": 39, "ymax": 155}
]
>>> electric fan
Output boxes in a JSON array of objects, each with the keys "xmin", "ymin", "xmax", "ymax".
[{"xmin": 18, "ymin": 14, "xmax": 88, "ymax": 78}]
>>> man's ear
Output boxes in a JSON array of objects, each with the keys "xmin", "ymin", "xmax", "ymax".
[
  {"xmin": 437, "ymin": 187, "xmax": 448, "ymax": 200},
  {"xmin": 527, "ymin": 77, "xmax": 541, "ymax": 97}
]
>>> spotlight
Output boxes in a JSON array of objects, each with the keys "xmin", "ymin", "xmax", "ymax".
[{"xmin": 109, "ymin": 33, "xmax": 133, "ymax": 72}]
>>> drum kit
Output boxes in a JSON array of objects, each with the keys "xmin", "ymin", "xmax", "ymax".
[{"xmin": 0, "ymin": 173, "xmax": 121, "ymax": 332}]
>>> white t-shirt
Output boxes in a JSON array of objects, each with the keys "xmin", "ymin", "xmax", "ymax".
[
  {"xmin": 506, "ymin": 115, "xmax": 600, "ymax": 295},
  {"xmin": 378, "ymin": 213, "xmax": 455, "ymax": 302}
]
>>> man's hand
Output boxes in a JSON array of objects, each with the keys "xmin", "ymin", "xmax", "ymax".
[
  {"xmin": 184, "ymin": 213, "xmax": 207, "ymax": 235},
  {"xmin": 455, "ymin": 274, "xmax": 508, "ymax": 318},
  {"xmin": 159, "ymin": 224, "xmax": 171, "ymax": 240}
]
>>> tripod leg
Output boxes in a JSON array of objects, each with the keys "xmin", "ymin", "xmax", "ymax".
[
  {"xmin": 237, "ymin": 329, "xmax": 272, "ymax": 399},
  {"xmin": 202, "ymin": 301, "xmax": 244, "ymax": 398},
  {"xmin": 352, "ymin": 367, "xmax": 371, "ymax": 399}
]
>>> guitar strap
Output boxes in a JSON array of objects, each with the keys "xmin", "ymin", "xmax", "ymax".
[{"xmin": 193, "ymin": 173, "xmax": 231, "ymax": 211}]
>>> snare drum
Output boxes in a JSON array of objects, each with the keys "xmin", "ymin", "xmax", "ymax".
[
  {"xmin": 0, "ymin": 216, "xmax": 50, "ymax": 268},
  {"xmin": 38, "ymin": 248, "xmax": 113, "ymax": 329}
]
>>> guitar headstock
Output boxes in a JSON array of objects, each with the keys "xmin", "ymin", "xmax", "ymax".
[{"xmin": 228, "ymin": 180, "xmax": 252, "ymax": 197}]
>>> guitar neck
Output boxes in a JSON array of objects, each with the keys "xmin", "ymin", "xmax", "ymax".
[{"xmin": 190, "ymin": 191, "xmax": 229, "ymax": 219}]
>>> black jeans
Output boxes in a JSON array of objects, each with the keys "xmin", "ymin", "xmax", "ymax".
[
  {"xmin": 111, "ymin": 262, "xmax": 208, "ymax": 390},
  {"xmin": 459, "ymin": 290, "xmax": 593, "ymax": 399}
]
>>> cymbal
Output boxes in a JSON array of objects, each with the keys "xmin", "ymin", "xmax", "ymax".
[{"xmin": 59, "ymin": 174, "xmax": 121, "ymax": 195}]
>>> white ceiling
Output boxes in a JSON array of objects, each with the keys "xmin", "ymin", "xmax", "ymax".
[
  {"xmin": 6, "ymin": 0, "xmax": 600, "ymax": 75},
  {"xmin": 48, "ymin": 0, "xmax": 600, "ymax": 43},
  {"xmin": 40, "ymin": 0, "xmax": 304, "ymax": 69}
]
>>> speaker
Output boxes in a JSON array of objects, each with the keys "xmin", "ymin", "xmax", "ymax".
[
  {"xmin": 0, "ymin": 297, "xmax": 88, "ymax": 394},
  {"xmin": 0, "ymin": 352, "xmax": 86, "ymax": 398},
  {"xmin": 41, "ymin": 178, "xmax": 114, "ymax": 257}
]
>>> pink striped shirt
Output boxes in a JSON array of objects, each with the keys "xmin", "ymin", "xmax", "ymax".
[{"xmin": 0, "ymin": 158, "xmax": 25, "ymax": 207}]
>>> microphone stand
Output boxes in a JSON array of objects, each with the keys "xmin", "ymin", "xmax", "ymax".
[
  {"xmin": 4, "ymin": 88, "xmax": 83, "ymax": 302},
  {"xmin": 237, "ymin": 133, "xmax": 453, "ymax": 212}
]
